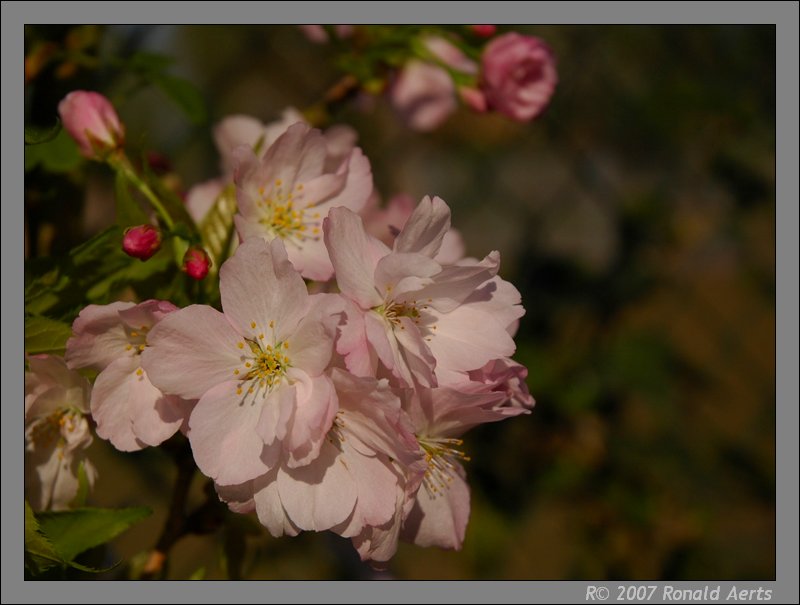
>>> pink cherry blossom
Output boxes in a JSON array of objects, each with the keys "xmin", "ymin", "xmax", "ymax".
[
  {"xmin": 25, "ymin": 354, "xmax": 97, "ymax": 511},
  {"xmin": 233, "ymin": 122, "xmax": 373, "ymax": 281},
  {"xmin": 391, "ymin": 60, "xmax": 458, "ymax": 132},
  {"xmin": 66, "ymin": 300, "xmax": 193, "ymax": 452},
  {"xmin": 217, "ymin": 369, "xmax": 424, "ymax": 540},
  {"xmin": 142, "ymin": 238, "xmax": 343, "ymax": 485},
  {"xmin": 480, "ymin": 32, "xmax": 558, "ymax": 122},
  {"xmin": 325, "ymin": 197, "xmax": 522, "ymax": 387},
  {"xmin": 122, "ymin": 224, "xmax": 162, "ymax": 260},
  {"xmin": 57, "ymin": 90, "xmax": 125, "ymax": 159}
]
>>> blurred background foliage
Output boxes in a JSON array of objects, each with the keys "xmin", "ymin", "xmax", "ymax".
[{"xmin": 24, "ymin": 24, "xmax": 775, "ymax": 580}]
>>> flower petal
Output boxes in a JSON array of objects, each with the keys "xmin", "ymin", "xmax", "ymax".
[
  {"xmin": 393, "ymin": 195, "xmax": 451, "ymax": 258},
  {"xmin": 66, "ymin": 301, "xmax": 135, "ymax": 371},
  {"xmin": 188, "ymin": 380, "xmax": 273, "ymax": 485},
  {"xmin": 142, "ymin": 305, "xmax": 245, "ymax": 400},
  {"xmin": 324, "ymin": 207, "xmax": 385, "ymax": 309},
  {"xmin": 402, "ymin": 464, "xmax": 470, "ymax": 550},
  {"xmin": 220, "ymin": 238, "xmax": 309, "ymax": 342}
]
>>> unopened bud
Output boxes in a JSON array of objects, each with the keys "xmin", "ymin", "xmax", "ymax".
[
  {"xmin": 182, "ymin": 247, "xmax": 212, "ymax": 280},
  {"xmin": 122, "ymin": 225, "xmax": 161, "ymax": 261},
  {"xmin": 57, "ymin": 90, "xmax": 125, "ymax": 160}
]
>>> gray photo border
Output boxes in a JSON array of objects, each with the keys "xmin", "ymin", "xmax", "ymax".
[{"xmin": 3, "ymin": 2, "xmax": 797, "ymax": 603}]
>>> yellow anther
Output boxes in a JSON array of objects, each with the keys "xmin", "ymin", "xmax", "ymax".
[
  {"xmin": 259, "ymin": 333, "xmax": 264, "ymax": 339},
  {"xmin": 275, "ymin": 179, "xmax": 282, "ymax": 186},
  {"xmin": 136, "ymin": 368, "xmax": 144, "ymax": 376},
  {"xmin": 269, "ymin": 320, "xmax": 275, "ymax": 328},
  {"xmin": 234, "ymin": 369, "xmax": 240, "ymax": 375},
  {"xmin": 138, "ymin": 344, "xmax": 146, "ymax": 351},
  {"xmin": 250, "ymin": 321, "xmax": 257, "ymax": 329},
  {"xmin": 297, "ymin": 184, "xmax": 303, "ymax": 190},
  {"xmin": 130, "ymin": 331, "xmax": 138, "ymax": 337},
  {"xmin": 126, "ymin": 344, "xmax": 133, "ymax": 351},
  {"xmin": 245, "ymin": 362, "xmax": 252, "ymax": 368},
  {"xmin": 238, "ymin": 342, "xmax": 244, "ymax": 349},
  {"xmin": 236, "ymin": 387, "xmax": 243, "ymax": 395}
]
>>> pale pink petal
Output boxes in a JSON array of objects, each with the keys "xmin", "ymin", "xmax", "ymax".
[
  {"xmin": 276, "ymin": 439, "xmax": 358, "ymax": 532},
  {"xmin": 287, "ymin": 295, "xmax": 341, "ymax": 376},
  {"xmin": 214, "ymin": 114, "xmax": 266, "ymax": 173},
  {"xmin": 220, "ymin": 238, "xmax": 310, "ymax": 342},
  {"xmin": 188, "ymin": 381, "xmax": 273, "ymax": 485},
  {"xmin": 118, "ymin": 299, "xmax": 177, "ymax": 328},
  {"xmin": 335, "ymin": 300, "xmax": 378, "ymax": 377},
  {"xmin": 284, "ymin": 234, "xmax": 333, "ymax": 282},
  {"xmin": 65, "ymin": 301, "xmax": 136, "ymax": 371},
  {"xmin": 364, "ymin": 312, "xmax": 404, "ymax": 382},
  {"xmin": 215, "ymin": 480, "xmax": 256, "ymax": 515},
  {"xmin": 406, "ymin": 251, "xmax": 499, "ymax": 313},
  {"xmin": 253, "ymin": 468, "xmax": 300, "ymax": 537},
  {"xmin": 393, "ymin": 196, "xmax": 451, "ymax": 258},
  {"xmin": 308, "ymin": 147, "xmax": 373, "ymax": 215},
  {"xmin": 261, "ymin": 122, "xmax": 326, "ymax": 188},
  {"xmin": 402, "ymin": 464, "xmax": 470, "ymax": 550},
  {"xmin": 185, "ymin": 179, "xmax": 225, "ymax": 225},
  {"xmin": 91, "ymin": 356, "xmax": 186, "ymax": 451},
  {"xmin": 426, "ymin": 304, "xmax": 516, "ymax": 372},
  {"xmin": 282, "ymin": 372, "xmax": 338, "ymax": 468},
  {"xmin": 436, "ymin": 229, "xmax": 466, "ymax": 264},
  {"xmin": 142, "ymin": 305, "xmax": 245, "ymax": 400},
  {"xmin": 373, "ymin": 252, "xmax": 440, "ymax": 298},
  {"xmin": 324, "ymin": 207, "xmax": 384, "ymax": 309},
  {"xmin": 255, "ymin": 384, "xmax": 295, "ymax": 449},
  {"xmin": 26, "ymin": 355, "xmax": 91, "ymax": 417},
  {"xmin": 460, "ymin": 274, "xmax": 525, "ymax": 333},
  {"xmin": 391, "ymin": 61, "xmax": 456, "ymax": 132},
  {"xmin": 394, "ymin": 316, "xmax": 438, "ymax": 387}
]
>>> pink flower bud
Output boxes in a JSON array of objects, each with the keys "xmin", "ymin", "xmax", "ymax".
[
  {"xmin": 470, "ymin": 25, "xmax": 497, "ymax": 38},
  {"xmin": 480, "ymin": 33, "xmax": 557, "ymax": 122},
  {"xmin": 122, "ymin": 225, "xmax": 162, "ymax": 261},
  {"xmin": 57, "ymin": 90, "xmax": 125, "ymax": 159},
  {"xmin": 182, "ymin": 247, "xmax": 212, "ymax": 280},
  {"xmin": 458, "ymin": 86, "xmax": 488, "ymax": 113}
]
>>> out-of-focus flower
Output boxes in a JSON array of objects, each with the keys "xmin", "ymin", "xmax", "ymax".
[
  {"xmin": 142, "ymin": 238, "xmax": 343, "ymax": 485},
  {"xmin": 122, "ymin": 224, "xmax": 162, "ymax": 261},
  {"xmin": 25, "ymin": 354, "xmax": 97, "ymax": 511},
  {"xmin": 66, "ymin": 300, "xmax": 194, "ymax": 452},
  {"xmin": 57, "ymin": 90, "xmax": 125, "ymax": 159},
  {"xmin": 182, "ymin": 246, "xmax": 212, "ymax": 280},
  {"xmin": 480, "ymin": 33, "xmax": 557, "ymax": 122},
  {"xmin": 470, "ymin": 25, "xmax": 497, "ymax": 38},
  {"xmin": 325, "ymin": 197, "xmax": 522, "ymax": 387},
  {"xmin": 217, "ymin": 369, "xmax": 424, "ymax": 540},
  {"xmin": 234, "ymin": 122, "xmax": 373, "ymax": 281},
  {"xmin": 298, "ymin": 25, "xmax": 354, "ymax": 44}
]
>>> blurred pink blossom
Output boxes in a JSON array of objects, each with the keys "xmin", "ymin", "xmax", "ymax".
[
  {"xmin": 25, "ymin": 354, "xmax": 97, "ymax": 511},
  {"xmin": 480, "ymin": 32, "xmax": 558, "ymax": 122},
  {"xmin": 58, "ymin": 90, "xmax": 125, "ymax": 159}
]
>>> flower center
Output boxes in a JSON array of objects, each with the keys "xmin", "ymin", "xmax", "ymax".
[
  {"xmin": 232, "ymin": 323, "xmax": 291, "ymax": 398},
  {"xmin": 375, "ymin": 296, "xmax": 437, "ymax": 342},
  {"xmin": 26, "ymin": 407, "xmax": 82, "ymax": 455},
  {"xmin": 257, "ymin": 180, "xmax": 321, "ymax": 244},
  {"xmin": 125, "ymin": 324, "xmax": 150, "ymax": 355},
  {"xmin": 418, "ymin": 436, "xmax": 470, "ymax": 496}
]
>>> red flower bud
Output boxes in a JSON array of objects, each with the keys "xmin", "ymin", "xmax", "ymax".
[
  {"xmin": 122, "ymin": 225, "xmax": 161, "ymax": 261},
  {"xmin": 182, "ymin": 247, "xmax": 212, "ymax": 280},
  {"xmin": 470, "ymin": 25, "xmax": 497, "ymax": 38}
]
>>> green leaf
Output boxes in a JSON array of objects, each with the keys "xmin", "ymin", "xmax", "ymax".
[
  {"xmin": 70, "ymin": 461, "xmax": 92, "ymax": 508},
  {"xmin": 151, "ymin": 72, "xmax": 207, "ymax": 124},
  {"xmin": 128, "ymin": 51, "xmax": 174, "ymax": 74},
  {"xmin": 114, "ymin": 170, "xmax": 150, "ymax": 227},
  {"xmin": 25, "ymin": 501, "xmax": 63, "ymax": 575},
  {"xmin": 188, "ymin": 567, "xmax": 207, "ymax": 580},
  {"xmin": 25, "ymin": 118, "xmax": 62, "ymax": 146},
  {"xmin": 37, "ymin": 506, "xmax": 152, "ymax": 563},
  {"xmin": 24, "ymin": 315, "xmax": 74, "ymax": 356},
  {"xmin": 24, "ymin": 128, "xmax": 82, "ymax": 173}
]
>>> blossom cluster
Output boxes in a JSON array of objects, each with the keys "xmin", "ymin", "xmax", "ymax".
[{"xmin": 28, "ymin": 35, "xmax": 542, "ymax": 561}]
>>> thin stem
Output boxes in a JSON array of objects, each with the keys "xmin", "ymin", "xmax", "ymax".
[
  {"xmin": 110, "ymin": 154, "xmax": 175, "ymax": 230},
  {"xmin": 140, "ymin": 439, "xmax": 195, "ymax": 580}
]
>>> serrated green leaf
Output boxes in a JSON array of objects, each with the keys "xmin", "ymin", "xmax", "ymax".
[
  {"xmin": 24, "ymin": 315, "xmax": 74, "ymax": 356},
  {"xmin": 25, "ymin": 501, "xmax": 63, "ymax": 574},
  {"xmin": 37, "ymin": 506, "xmax": 152, "ymax": 563},
  {"xmin": 114, "ymin": 170, "xmax": 150, "ymax": 227},
  {"xmin": 25, "ymin": 118, "xmax": 62, "ymax": 145},
  {"xmin": 151, "ymin": 72, "xmax": 207, "ymax": 124}
]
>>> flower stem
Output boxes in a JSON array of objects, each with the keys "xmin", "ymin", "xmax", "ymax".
[{"xmin": 110, "ymin": 154, "xmax": 175, "ymax": 231}]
